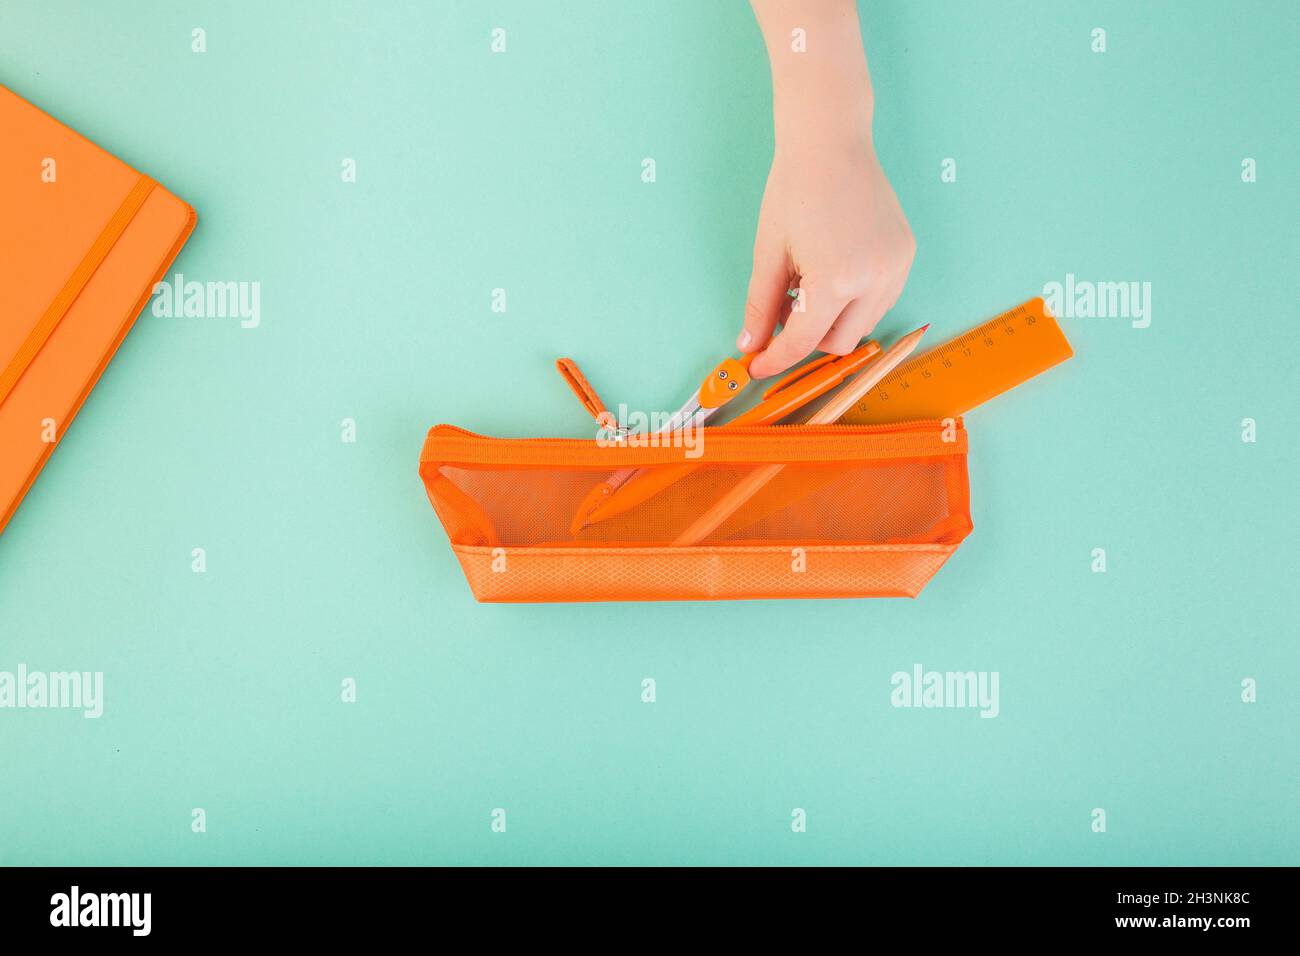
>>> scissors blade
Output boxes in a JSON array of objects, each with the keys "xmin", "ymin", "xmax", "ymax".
[
  {"xmin": 599, "ymin": 392, "xmax": 709, "ymax": 500},
  {"xmin": 651, "ymin": 390, "xmax": 706, "ymax": 436}
]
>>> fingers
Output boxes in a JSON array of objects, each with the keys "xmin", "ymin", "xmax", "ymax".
[
  {"xmin": 882, "ymin": 269, "xmax": 908, "ymax": 316},
  {"xmin": 738, "ymin": 243, "xmax": 791, "ymax": 354},
  {"xmin": 817, "ymin": 297, "xmax": 880, "ymax": 354},
  {"xmin": 749, "ymin": 281, "xmax": 848, "ymax": 378},
  {"xmin": 817, "ymin": 262, "xmax": 912, "ymax": 355}
]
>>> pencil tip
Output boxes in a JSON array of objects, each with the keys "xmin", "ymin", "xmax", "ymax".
[{"xmin": 920, "ymin": 323, "xmax": 930, "ymax": 332}]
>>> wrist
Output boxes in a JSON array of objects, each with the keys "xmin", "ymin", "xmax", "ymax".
[
  {"xmin": 759, "ymin": 6, "xmax": 875, "ymax": 155},
  {"xmin": 772, "ymin": 85, "xmax": 874, "ymax": 157}
]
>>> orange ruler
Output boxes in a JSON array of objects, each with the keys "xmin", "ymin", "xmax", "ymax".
[{"xmin": 840, "ymin": 297, "xmax": 1073, "ymax": 424}]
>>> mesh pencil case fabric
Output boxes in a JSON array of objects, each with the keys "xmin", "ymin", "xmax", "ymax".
[{"xmin": 418, "ymin": 420, "xmax": 972, "ymax": 602}]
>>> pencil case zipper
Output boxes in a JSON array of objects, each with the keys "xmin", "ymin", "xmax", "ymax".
[{"xmin": 420, "ymin": 419, "xmax": 965, "ymax": 468}]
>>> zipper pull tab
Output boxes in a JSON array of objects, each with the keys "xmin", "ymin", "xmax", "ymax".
[{"xmin": 556, "ymin": 358, "xmax": 617, "ymax": 430}]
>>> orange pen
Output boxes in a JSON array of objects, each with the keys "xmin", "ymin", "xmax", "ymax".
[{"xmin": 575, "ymin": 338, "xmax": 882, "ymax": 529}]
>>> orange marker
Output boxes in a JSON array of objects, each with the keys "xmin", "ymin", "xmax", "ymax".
[{"xmin": 576, "ymin": 338, "xmax": 883, "ymax": 529}]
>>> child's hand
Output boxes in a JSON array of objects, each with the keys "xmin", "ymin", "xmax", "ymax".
[
  {"xmin": 740, "ymin": 0, "xmax": 915, "ymax": 379},
  {"xmin": 741, "ymin": 138, "xmax": 915, "ymax": 378}
]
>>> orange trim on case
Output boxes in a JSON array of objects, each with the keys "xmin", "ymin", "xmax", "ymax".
[
  {"xmin": 420, "ymin": 421, "xmax": 965, "ymax": 470},
  {"xmin": 449, "ymin": 542, "xmax": 960, "ymax": 602}
]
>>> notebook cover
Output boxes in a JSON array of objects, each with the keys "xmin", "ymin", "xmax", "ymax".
[{"xmin": 0, "ymin": 82, "xmax": 196, "ymax": 536}]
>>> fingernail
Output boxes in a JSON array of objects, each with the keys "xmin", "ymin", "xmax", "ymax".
[{"xmin": 737, "ymin": 329, "xmax": 752, "ymax": 350}]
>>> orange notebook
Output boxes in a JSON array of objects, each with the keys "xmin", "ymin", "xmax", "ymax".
[{"xmin": 0, "ymin": 83, "xmax": 196, "ymax": 535}]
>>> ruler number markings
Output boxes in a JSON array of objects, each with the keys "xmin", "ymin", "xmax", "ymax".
[{"xmin": 853, "ymin": 304, "xmax": 1044, "ymax": 413}]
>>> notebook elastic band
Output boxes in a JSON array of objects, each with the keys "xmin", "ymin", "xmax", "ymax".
[{"xmin": 0, "ymin": 173, "xmax": 156, "ymax": 409}]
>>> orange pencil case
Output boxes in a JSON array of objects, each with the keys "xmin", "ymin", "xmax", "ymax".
[{"xmin": 418, "ymin": 418, "xmax": 972, "ymax": 603}]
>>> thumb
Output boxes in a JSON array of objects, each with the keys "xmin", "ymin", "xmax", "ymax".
[{"xmin": 738, "ymin": 246, "xmax": 790, "ymax": 353}]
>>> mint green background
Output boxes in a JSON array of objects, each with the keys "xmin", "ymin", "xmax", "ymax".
[{"xmin": 1, "ymin": 0, "xmax": 1295, "ymax": 866}]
